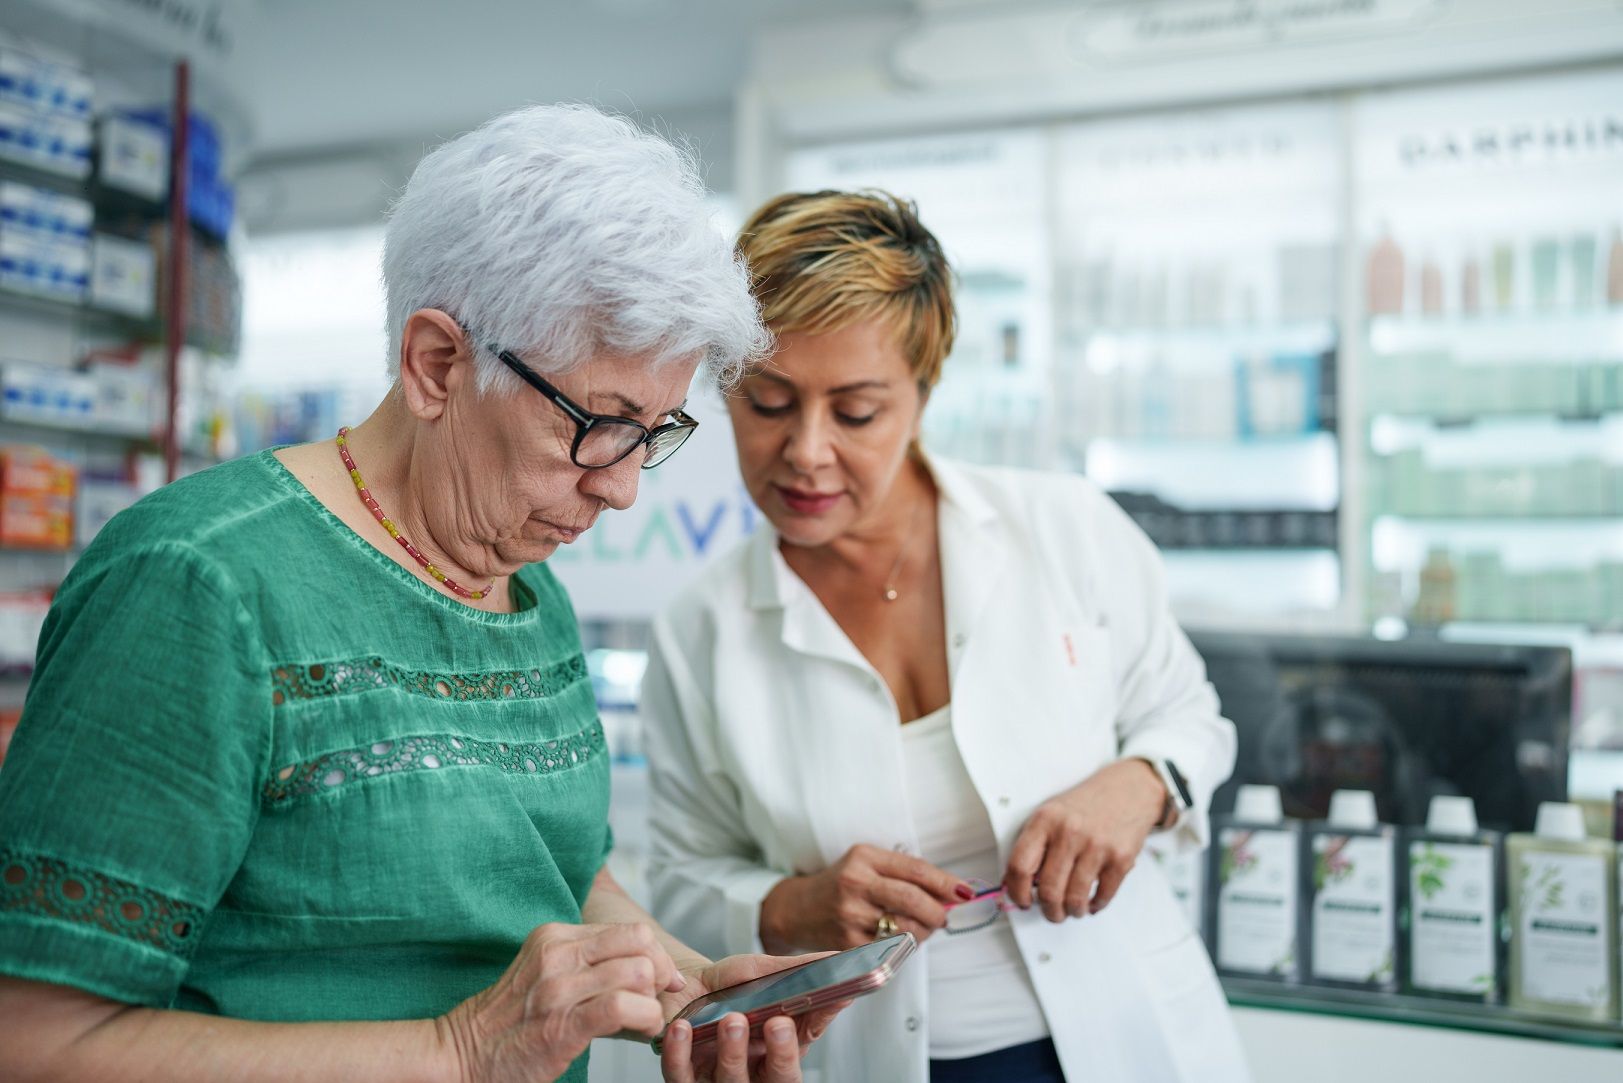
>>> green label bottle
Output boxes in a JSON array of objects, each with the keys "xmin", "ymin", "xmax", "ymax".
[{"xmin": 1404, "ymin": 795, "xmax": 1503, "ymax": 1003}]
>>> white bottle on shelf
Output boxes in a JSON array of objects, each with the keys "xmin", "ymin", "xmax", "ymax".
[
  {"xmin": 1305, "ymin": 789, "xmax": 1399, "ymax": 990},
  {"xmin": 1211, "ymin": 784, "xmax": 1301, "ymax": 982},
  {"xmin": 1506, "ymin": 802, "xmax": 1619, "ymax": 1021},
  {"xmin": 1405, "ymin": 795, "xmax": 1503, "ymax": 1003}
]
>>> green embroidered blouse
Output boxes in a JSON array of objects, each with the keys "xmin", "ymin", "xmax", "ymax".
[{"xmin": 0, "ymin": 450, "xmax": 610, "ymax": 1079}]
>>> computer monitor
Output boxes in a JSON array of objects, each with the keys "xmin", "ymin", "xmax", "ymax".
[{"xmin": 1187, "ymin": 631, "xmax": 1572, "ymax": 833}]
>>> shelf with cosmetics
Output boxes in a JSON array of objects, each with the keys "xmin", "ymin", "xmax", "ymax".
[
  {"xmin": 1222, "ymin": 978, "xmax": 1623, "ymax": 1050},
  {"xmin": 1046, "ymin": 100, "xmax": 1346, "ymax": 624},
  {"xmin": 1143, "ymin": 769, "xmax": 1623, "ymax": 1048},
  {"xmin": 1351, "ymin": 67, "xmax": 1623, "ymax": 642}
]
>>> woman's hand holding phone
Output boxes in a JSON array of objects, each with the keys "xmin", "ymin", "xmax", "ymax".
[
  {"xmin": 758, "ymin": 843, "xmax": 974, "ymax": 952},
  {"xmin": 658, "ymin": 953, "xmax": 847, "ymax": 1083}
]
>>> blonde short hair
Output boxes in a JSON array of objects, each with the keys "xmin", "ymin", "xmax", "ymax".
[{"xmin": 736, "ymin": 190, "xmax": 955, "ymax": 391}]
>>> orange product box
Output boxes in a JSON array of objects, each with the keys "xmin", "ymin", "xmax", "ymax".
[
  {"xmin": 0, "ymin": 447, "xmax": 76, "ymax": 549},
  {"xmin": 0, "ymin": 446, "xmax": 58, "ymax": 494},
  {"xmin": 0, "ymin": 446, "xmax": 77, "ymax": 496},
  {"xmin": 0, "ymin": 492, "xmax": 72, "ymax": 548},
  {"xmin": 0, "ymin": 708, "xmax": 20, "ymax": 769}
]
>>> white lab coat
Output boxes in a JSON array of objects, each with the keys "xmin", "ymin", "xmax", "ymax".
[{"xmin": 641, "ymin": 457, "xmax": 1251, "ymax": 1083}]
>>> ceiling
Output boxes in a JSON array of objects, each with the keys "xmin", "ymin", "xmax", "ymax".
[{"xmin": 235, "ymin": 0, "xmax": 920, "ymax": 162}]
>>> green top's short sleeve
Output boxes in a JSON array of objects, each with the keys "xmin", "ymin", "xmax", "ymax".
[{"xmin": 0, "ymin": 542, "xmax": 268, "ymax": 1007}]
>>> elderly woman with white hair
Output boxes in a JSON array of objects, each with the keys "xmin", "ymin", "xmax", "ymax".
[{"xmin": 0, "ymin": 105, "xmax": 839, "ymax": 1083}]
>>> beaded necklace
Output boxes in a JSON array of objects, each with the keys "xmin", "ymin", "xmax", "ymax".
[{"xmin": 336, "ymin": 427, "xmax": 495, "ymax": 601}]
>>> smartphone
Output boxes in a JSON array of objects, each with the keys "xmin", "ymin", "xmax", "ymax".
[{"xmin": 651, "ymin": 932, "xmax": 917, "ymax": 1054}]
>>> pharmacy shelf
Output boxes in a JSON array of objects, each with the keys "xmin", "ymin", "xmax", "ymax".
[
  {"xmin": 1439, "ymin": 623, "xmax": 1623, "ymax": 668},
  {"xmin": 1370, "ymin": 409, "xmax": 1622, "ymax": 428},
  {"xmin": 1371, "ymin": 518, "xmax": 1623, "ymax": 574},
  {"xmin": 1072, "ymin": 320, "xmax": 1336, "ymax": 344},
  {"xmin": 1070, "ymin": 328, "xmax": 1338, "ymax": 371},
  {"xmin": 0, "ymin": 415, "xmax": 156, "ymax": 443},
  {"xmin": 1164, "ymin": 544, "xmax": 1339, "ymax": 553},
  {"xmin": 1166, "ymin": 548, "xmax": 1342, "ymax": 619},
  {"xmin": 1435, "ymin": 617, "xmax": 1623, "ymax": 635},
  {"xmin": 1369, "ymin": 519, "xmax": 1623, "ymax": 532},
  {"xmin": 0, "ymin": 286, "xmax": 160, "ymax": 339},
  {"xmin": 1370, "ymin": 310, "xmax": 1623, "ymax": 337},
  {"xmin": 1, "ymin": 155, "xmax": 167, "ymax": 215},
  {"xmin": 0, "ymin": 155, "xmax": 90, "ymax": 198},
  {"xmin": 1086, "ymin": 432, "xmax": 1332, "ymax": 449},
  {"xmin": 1222, "ymin": 978, "xmax": 1623, "ymax": 1050},
  {"xmin": 1091, "ymin": 434, "xmax": 1340, "ymax": 513},
  {"xmin": 1368, "ymin": 311, "xmax": 1623, "ymax": 360}
]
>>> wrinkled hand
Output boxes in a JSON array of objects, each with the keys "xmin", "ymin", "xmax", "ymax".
[
  {"xmin": 759, "ymin": 844, "xmax": 972, "ymax": 953},
  {"xmin": 1004, "ymin": 759, "xmax": 1167, "ymax": 922},
  {"xmin": 443, "ymin": 921, "xmax": 684, "ymax": 1083},
  {"xmin": 657, "ymin": 953, "xmax": 849, "ymax": 1083}
]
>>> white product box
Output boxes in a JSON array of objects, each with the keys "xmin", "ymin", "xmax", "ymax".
[
  {"xmin": 0, "ymin": 181, "xmax": 93, "ymax": 241},
  {"xmin": 97, "ymin": 114, "xmax": 168, "ymax": 201},
  {"xmin": 0, "ymin": 101, "xmax": 93, "ymax": 178},
  {"xmin": 90, "ymin": 234, "xmax": 156, "ymax": 318},
  {"xmin": 0, "ymin": 230, "xmax": 90, "ymax": 301},
  {"xmin": 0, "ymin": 49, "xmax": 94, "ymax": 120},
  {"xmin": 0, "ymin": 590, "xmax": 52, "ymax": 672},
  {"xmin": 0, "ymin": 362, "xmax": 97, "ymax": 427},
  {"xmin": 86, "ymin": 361, "xmax": 160, "ymax": 435},
  {"xmin": 75, "ymin": 478, "xmax": 139, "ymax": 549}
]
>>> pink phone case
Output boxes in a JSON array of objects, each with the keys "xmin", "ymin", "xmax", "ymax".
[{"xmin": 652, "ymin": 932, "xmax": 918, "ymax": 1054}]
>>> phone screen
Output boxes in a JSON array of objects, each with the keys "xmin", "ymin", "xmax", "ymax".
[{"xmin": 681, "ymin": 934, "xmax": 910, "ymax": 1028}]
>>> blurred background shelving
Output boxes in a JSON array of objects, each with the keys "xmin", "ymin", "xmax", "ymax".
[{"xmin": 0, "ymin": 11, "xmax": 244, "ymax": 725}]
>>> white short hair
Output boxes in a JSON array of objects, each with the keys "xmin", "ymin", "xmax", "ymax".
[{"xmin": 382, "ymin": 104, "xmax": 767, "ymax": 391}]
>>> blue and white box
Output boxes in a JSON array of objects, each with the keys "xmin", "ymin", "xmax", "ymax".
[
  {"xmin": 0, "ymin": 362, "xmax": 98, "ymax": 427},
  {"xmin": 0, "ymin": 49, "xmax": 94, "ymax": 120},
  {"xmin": 98, "ymin": 114, "xmax": 168, "ymax": 201},
  {"xmin": 90, "ymin": 233, "xmax": 156, "ymax": 318}
]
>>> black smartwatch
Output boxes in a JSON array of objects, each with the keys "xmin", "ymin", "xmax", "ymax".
[{"xmin": 1143, "ymin": 758, "xmax": 1193, "ymax": 830}]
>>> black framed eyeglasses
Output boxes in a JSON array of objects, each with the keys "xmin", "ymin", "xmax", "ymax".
[{"xmin": 494, "ymin": 348, "xmax": 698, "ymax": 470}]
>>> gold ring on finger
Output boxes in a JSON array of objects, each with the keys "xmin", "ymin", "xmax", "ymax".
[{"xmin": 875, "ymin": 913, "xmax": 898, "ymax": 939}]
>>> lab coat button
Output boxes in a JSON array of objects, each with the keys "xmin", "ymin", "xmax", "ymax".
[
  {"xmin": 893, "ymin": 842, "xmax": 910, "ymax": 854},
  {"xmin": 998, "ymin": 796, "xmax": 1011, "ymax": 807},
  {"xmin": 905, "ymin": 1016, "xmax": 920, "ymax": 1031},
  {"xmin": 952, "ymin": 633, "xmax": 967, "ymax": 648},
  {"xmin": 1038, "ymin": 952, "xmax": 1052, "ymax": 964}
]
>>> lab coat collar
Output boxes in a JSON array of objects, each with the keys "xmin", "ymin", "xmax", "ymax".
[
  {"xmin": 743, "ymin": 454, "xmax": 1007, "ymax": 635},
  {"xmin": 744, "ymin": 453, "xmax": 1000, "ymax": 611}
]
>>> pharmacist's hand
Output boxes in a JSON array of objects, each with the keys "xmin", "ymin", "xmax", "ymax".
[
  {"xmin": 442, "ymin": 921, "xmax": 685, "ymax": 1083},
  {"xmin": 659, "ymin": 953, "xmax": 847, "ymax": 1083},
  {"xmin": 1005, "ymin": 759, "xmax": 1167, "ymax": 922},
  {"xmin": 758, "ymin": 844, "xmax": 973, "ymax": 952}
]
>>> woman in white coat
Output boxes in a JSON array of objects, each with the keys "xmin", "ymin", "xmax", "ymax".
[{"xmin": 641, "ymin": 190, "xmax": 1252, "ymax": 1083}]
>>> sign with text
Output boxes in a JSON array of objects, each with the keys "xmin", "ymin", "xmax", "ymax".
[{"xmin": 547, "ymin": 383, "xmax": 760, "ymax": 622}]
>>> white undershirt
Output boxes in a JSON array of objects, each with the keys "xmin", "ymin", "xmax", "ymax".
[{"xmin": 900, "ymin": 704, "xmax": 1050, "ymax": 1060}]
